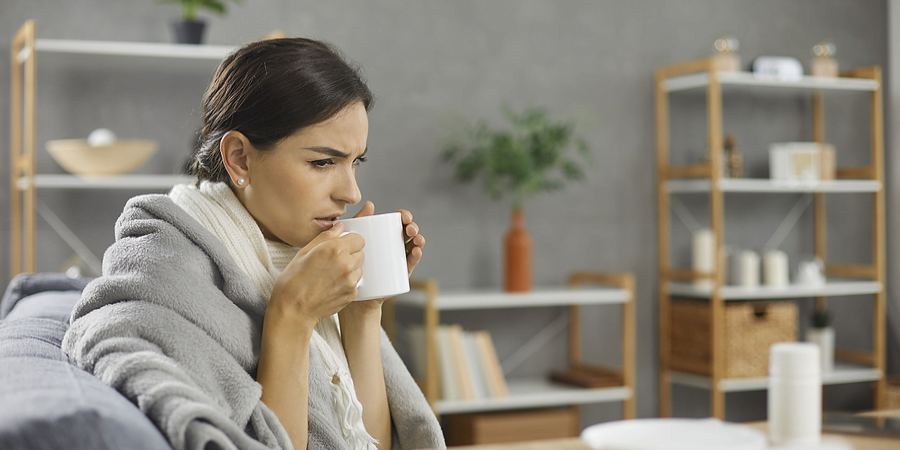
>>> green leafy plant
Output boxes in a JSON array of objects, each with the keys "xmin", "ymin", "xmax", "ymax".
[
  {"xmin": 442, "ymin": 106, "xmax": 591, "ymax": 210},
  {"xmin": 811, "ymin": 309, "xmax": 833, "ymax": 329},
  {"xmin": 160, "ymin": 0, "xmax": 242, "ymax": 21}
]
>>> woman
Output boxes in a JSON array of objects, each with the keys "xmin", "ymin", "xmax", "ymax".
[{"xmin": 62, "ymin": 38, "xmax": 444, "ymax": 450}]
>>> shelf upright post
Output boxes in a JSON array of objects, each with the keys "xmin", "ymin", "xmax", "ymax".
[
  {"xmin": 411, "ymin": 278, "xmax": 441, "ymax": 414},
  {"xmin": 871, "ymin": 67, "xmax": 887, "ymax": 410},
  {"xmin": 10, "ymin": 20, "xmax": 36, "ymax": 278},
  {"xmin": 654, "ymin": 64, "xmax": 672, "ymax": 418},
  {"xmin": 568, "ymin": 272, "xmax": 637, "ymax": 419},
  {"xmin": 813, "ymin": 92, "xmax": 829, "ymax": 325},
  {"xmin": 863, "ymin": 66, "xmax": 887, "ymax": 409},
  {"xmin": 655, "ymin": 57, "xmax": 714, "ymax": 418},
  {"xmin": 706, "ymin": 62, "xmax": 727, "ymax": 420}
]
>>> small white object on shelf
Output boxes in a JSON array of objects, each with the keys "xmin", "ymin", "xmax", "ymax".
[
  {"xmin": 738, "ymin": 250, "xmax": 761, "ymax": 288},
  {"xmin": 752, "ymin": 56, "xmax": 804, "ymax": 81},
  {"xmin": 692, "ymin": 229, "xmax": 715, "ymax": 289},
  {"xmin": 580, "ymin": 418, "xmax": 767, "ymax": 450},
  {"xmin": 87, "ymin": 128, "xmax": 117, "ymax": 146},
  {"xmin": 763, "ymin": 250, "xmax": 789, "ymax": 287},
  {"xmin": 806, "ymin": 326, "xmax": 836, "ymax": 373},
  {"xmin": 796, "ymin": 258, "xmax": 826, "ymax": 286}
]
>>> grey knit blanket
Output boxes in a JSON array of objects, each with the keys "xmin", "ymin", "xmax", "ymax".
[{"xmin": 62, "ymin": 194, "xmax": 444, "ymax": 450}]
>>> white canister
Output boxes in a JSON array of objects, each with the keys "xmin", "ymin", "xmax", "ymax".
[
  {"xmin": 806, "ymin": 326, "xmax": 835, "ymax": 373},
  {"xmin": 768, "ymin": 342, "xmax": 821, "ymax": 446},
  {"xmin": 763, "ymin": 250, "xmax": 789, "ymax": 287},
  {"xmin": 738, "ymin": 250, "xmax": 760, "ymax": 288},
  {"xmin": 692, "ymin": 229, "xmax": 715, "ymax": 289}
]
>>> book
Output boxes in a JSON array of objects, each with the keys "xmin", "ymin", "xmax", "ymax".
[
  {"xmin": 462, "ymin": 331, "xmax": 487, "ymax": 400},
  {"xmin": 406, "ymin": 325, "xmax": 426, "ymax": 382},
  {"xmin": 447, "ymin": 324, "xmax": 475, "ymax": 400},
  {"xmin": 436, "ymin": 326, "xmax": 460, "ymax": 400},
  {"xmin": 474, "ymin": 330, "xmax": 508, "ymax": 397}
]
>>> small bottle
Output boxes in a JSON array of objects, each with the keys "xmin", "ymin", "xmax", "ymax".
[
  {"xmin": 768, "ymin": 342, "xmax": 821, "ymax": 446},
  {"xmin": 724, "ymin": 135, "xmax": 743, "ymax": 178}
]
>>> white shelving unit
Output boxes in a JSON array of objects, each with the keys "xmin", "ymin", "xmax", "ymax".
[
  {"xmin": 389, "ymin": 273, "xmax": 636, "ymax": 419},
  {"xmin": 10, "ymin": 20, "xmax": 235, "ymax": 276},
  {"xmin": 655, "ymin": 58, "xmax": 887, "ymax": 419}
]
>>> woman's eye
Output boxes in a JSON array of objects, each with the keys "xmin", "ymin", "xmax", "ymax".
[
  {"xmin": 353, "ymin": 156, "xmax": 368, "ymax": 166},
  {"xmin": 310, "ymin": 159, "xmax": 334, "ymax": 168}
]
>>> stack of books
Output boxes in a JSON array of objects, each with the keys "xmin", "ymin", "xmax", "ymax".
[{"xmin": 408, "ymin": 324, "xmax": 508, "ymax": 401}]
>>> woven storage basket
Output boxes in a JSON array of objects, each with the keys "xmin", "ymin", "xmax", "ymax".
[
  {"xmin": 887, "ymin": 377, "xmax": 900, "ymax": 409},
  {"xmin": 670, "ymin": 299, "xmax": 797, "ymax": 378}
]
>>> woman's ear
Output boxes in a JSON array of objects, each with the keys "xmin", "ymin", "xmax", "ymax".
[{"xmin": 220, "ymin": 131, "xmax": 252, "ymax": 187}]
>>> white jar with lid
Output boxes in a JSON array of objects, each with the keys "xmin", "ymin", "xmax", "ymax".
[{"xmin": 768, "ymin": 342, "xmax": 821, "ymax": 445}]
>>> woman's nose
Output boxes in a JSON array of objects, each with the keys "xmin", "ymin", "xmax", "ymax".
[{"xmin": 334, "ymin": 167, "xmax": 362, "ymax": 205}]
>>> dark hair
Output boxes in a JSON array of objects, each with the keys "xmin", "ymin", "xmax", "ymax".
[{"xmin": 190, "ymin": 37, "xmax": 374, "ymax": 182}]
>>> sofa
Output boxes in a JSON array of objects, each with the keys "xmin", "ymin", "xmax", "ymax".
[{"xmin": 0, "ymin": 273, "xmax": 173, "ymax": 450}]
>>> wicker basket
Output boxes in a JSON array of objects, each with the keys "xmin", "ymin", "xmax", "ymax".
[
  {"xmin": 670, "ymin": 299, "xmax": 797, "ymax": 378},
  {"xmin": 887, "ymin": 377, "xmax": 900, "ymax": 409}
]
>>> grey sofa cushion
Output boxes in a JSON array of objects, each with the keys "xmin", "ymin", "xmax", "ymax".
[
  {"xmin": 4, "ymin": 290, "xmax": 80, "ymax": 324},
  {"xmin": 0, "ymin": 280, "xmax": 173, "ymax": 450},
  {"xmin": 1, "ymin": 273, "xmax": 90, "ymax": 320}
]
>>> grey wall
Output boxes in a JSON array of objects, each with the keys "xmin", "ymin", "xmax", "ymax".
[{"xmin": 0, "ymin": 0, "xmax": 889, "ymax": 428}]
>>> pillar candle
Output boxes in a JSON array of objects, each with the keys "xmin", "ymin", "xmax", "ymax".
[
  {"xmin": 763, "ymin": 249, "xmax": 789, "ymax": 287},
  {"xmin": 738, "ymin": 250, "xmax": 760, "ymax": 288},
  {"xmin": 692, "ymin": 229, "xmax": 715, "ymax": 289}
]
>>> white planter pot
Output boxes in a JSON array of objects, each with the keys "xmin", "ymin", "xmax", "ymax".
[{"xmin": 805, "ymin": 327, "xmax": 835, "ymax": 372}]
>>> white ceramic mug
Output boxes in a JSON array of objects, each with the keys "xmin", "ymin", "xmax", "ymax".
[{"xmin": 338, "ymin": 212, "xmax": 410, "ymax": 301}]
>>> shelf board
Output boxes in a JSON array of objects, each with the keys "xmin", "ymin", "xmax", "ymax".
[
  {"xmin": 664, "ymin": 71, "xmax": 880, "ymax": 93},
  {"xmin": 668, "ymin": 279, "xmax": 881, "ymax": 300},
  {"xmin": 436, "ymin": 377, "xmax": 631, "ymax": 414},
  {"xmin": 18, "ymin": 174, "xmax": 194, "ymax": 190},
  {"xmin": 26, "ymin": 38, "xmax": 235, "ymax": 73},
  {"xmin": 670, "ymin": 362, "xmax": 882, "ymax": 393},
  {"xmin": 666, "ymin": 178, "xmax": 881, "ymax": 194},
  {"xmin": 393, "ymin": 286, "xmax": 631, "ymax": 310}
]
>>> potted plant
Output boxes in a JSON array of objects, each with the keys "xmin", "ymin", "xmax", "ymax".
[
  {"xmin": 159, "ymin": 0, "xmax": 242, "ymax": 44},
  {"xmin": 442, "ymin": 106, "xmax": 590, "ymax": 292},
  {"xmin": 806, "ymin": 308, "xmax": 834, "ymax": 372}
]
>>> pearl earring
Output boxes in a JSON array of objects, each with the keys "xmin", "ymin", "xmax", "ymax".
[{"xmin": 237, "ymin": 178, "xmax": 245, "ymax": 186}]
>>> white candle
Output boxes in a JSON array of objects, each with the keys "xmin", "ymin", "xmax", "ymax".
[
  {"xmin": 738, "ymin": 250, "xmax": 760, "ymax": 287},
  {"xmin": 763, "ymin": 250, "xmax": 789, "ymax": 287},
  {"xmin": 692, "ymin": 229, "xmax": 715, "ymax": 289}
]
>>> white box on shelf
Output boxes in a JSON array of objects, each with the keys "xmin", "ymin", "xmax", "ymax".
[{"xmin": 769, "ymin": 142, "xmax": 835, "ymax": 184}]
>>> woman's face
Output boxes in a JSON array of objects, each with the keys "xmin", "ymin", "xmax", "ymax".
[{"xmin": 238, "ymin": 102, "xmax": 368, "ymax": 248}]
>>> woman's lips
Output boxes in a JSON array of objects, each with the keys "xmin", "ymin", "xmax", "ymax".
[{"xmin": 314, "ymin": 218, "xmax": 338, "ymax": 229}]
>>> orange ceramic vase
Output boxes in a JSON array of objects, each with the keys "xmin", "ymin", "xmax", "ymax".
[{"xmin": 504, "ymin": 208, "xmax": 533, "ymax": 292}]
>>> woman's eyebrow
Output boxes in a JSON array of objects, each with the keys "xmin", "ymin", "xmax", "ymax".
[{"xmin": 304, "ymin": 146, "xmax": 367, "ymax": 158}]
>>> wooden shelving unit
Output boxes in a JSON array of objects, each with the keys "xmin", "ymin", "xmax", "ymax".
[
  {"xmin": 9, "ymin": 20, "xmax": 235, "ymax": 277},
  {"xmin": 655, "ymin": 58, "xmax": 886, "ymax": 419},
  {"xmin": 388, "ymin": 272, "xmax": 636, "ymax": 420}
]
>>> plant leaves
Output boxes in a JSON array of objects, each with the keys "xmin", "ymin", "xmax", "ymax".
[{"xmin": 442, "ymin": 106, "xmax": 592, "ymax": 206}]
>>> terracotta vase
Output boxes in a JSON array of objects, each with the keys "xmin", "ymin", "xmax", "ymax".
[{"xmin": 504, "ymin": 208, "xmax": 532, "ymax": 292}]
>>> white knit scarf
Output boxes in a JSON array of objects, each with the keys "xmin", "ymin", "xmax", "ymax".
[{"xmin": 169, "ymin": 181, "xmax": 377, "ymax": 450}]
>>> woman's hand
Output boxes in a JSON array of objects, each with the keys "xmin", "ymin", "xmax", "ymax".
[{"xmin": 268, "ymin": 222, "xmax": 365, "ymax": 329}]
